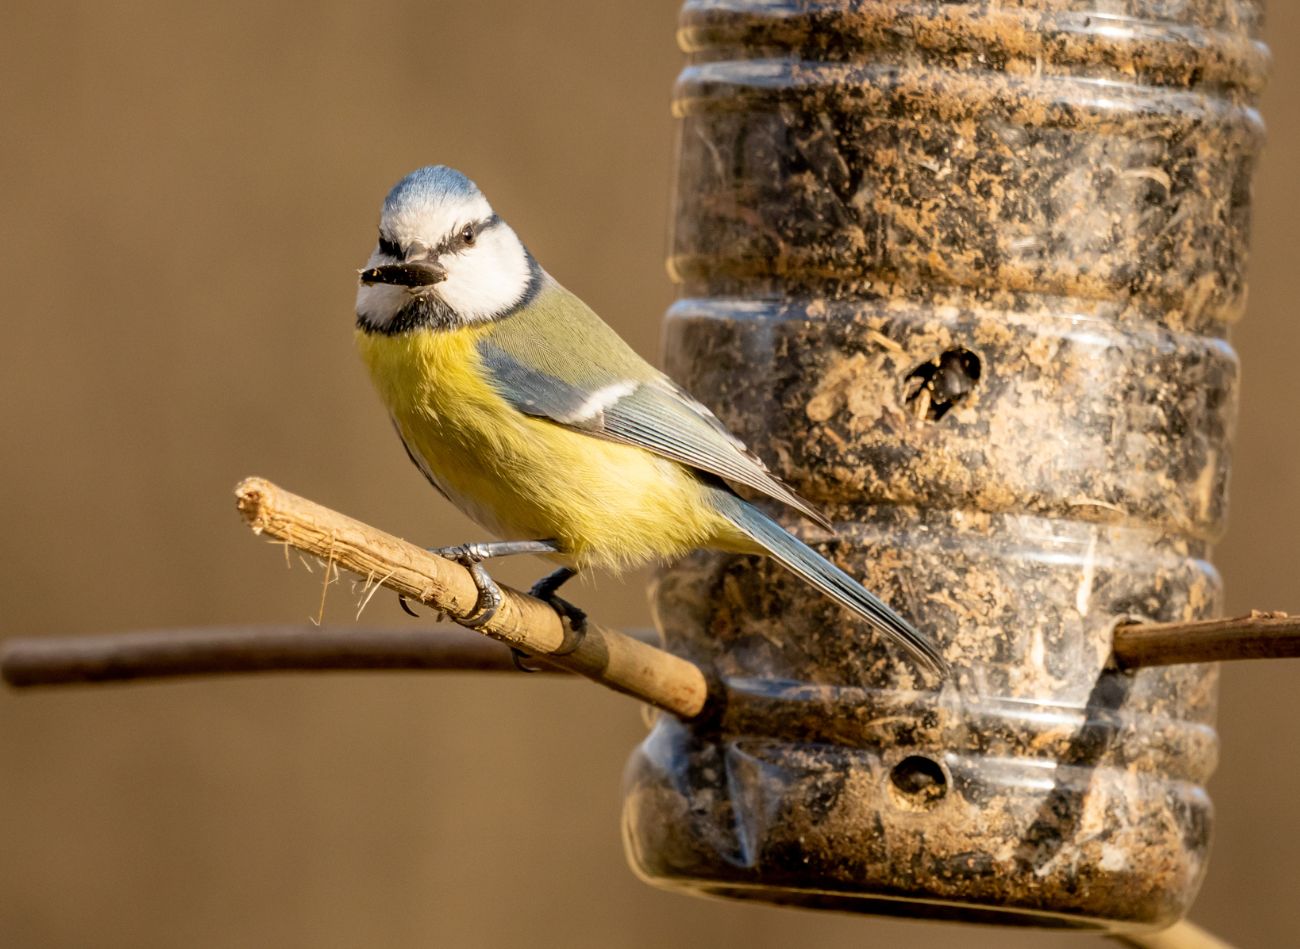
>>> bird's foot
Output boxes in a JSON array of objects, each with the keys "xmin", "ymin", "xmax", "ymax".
[
  {"xmin": 528, "ymin": 567, "xmax": 586, "ymax": 651},
  {"xmin": 407, "ymin": 545, "xmax": 503, "ymax": 628},
  {"xmin": 456, "ymin": 557, "xmax": 504, "ymax": 629},
  {"xmin": 395, "ymin": 546, "xmax": 491, "ymax": 618},
  {"xmin": 508, "ymin": 571, "xmax": 586, "ymax": 674},
  {"xmin": 399, "ymin": 541, "xmax": 559, "ymax": 620}
]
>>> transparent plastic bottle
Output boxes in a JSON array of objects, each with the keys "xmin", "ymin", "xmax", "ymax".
[{"xmin": 623, "ymin": 0, "xmax": 1267, "ymax": 930}]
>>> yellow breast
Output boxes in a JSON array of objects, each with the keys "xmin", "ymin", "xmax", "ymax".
[{"xmin": 355, "ymin": 326, "xmax": 747, "ymax": 571}]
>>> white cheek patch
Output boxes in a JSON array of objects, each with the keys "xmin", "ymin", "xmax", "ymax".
[{"xmin": 435, "ymin": 225, "xmax": 533, "ymax": 322}]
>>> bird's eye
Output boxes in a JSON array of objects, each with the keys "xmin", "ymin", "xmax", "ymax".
[{"xmin": 461, "ymin": 225, "xmax": 476, "ymax": 246}]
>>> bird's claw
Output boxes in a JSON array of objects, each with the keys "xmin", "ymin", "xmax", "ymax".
[
  {"xmin": 510, "ymin": 648, "xmax": 546, "ymax": 673},
  {"xmin": 397, "ymin": 594, "xmax": 445, "ymax": 621}
]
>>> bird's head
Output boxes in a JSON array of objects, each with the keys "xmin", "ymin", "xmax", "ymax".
[{"xmin": 356, "ymin": 166, "xmax": 538, "ymax": 333}]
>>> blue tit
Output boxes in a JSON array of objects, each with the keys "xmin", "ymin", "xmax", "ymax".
[{"xmin": 354, "ymin": 165, "xmax": 947, "ymax": 676}]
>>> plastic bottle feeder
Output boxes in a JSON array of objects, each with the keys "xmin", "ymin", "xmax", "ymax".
[{"xmin": 623, "ymin": 0, "xmax": 1268, "ymax": 930}]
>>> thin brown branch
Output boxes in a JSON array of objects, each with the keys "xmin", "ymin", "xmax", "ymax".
[
  {"xmin": 233, "ymin": 478, "xmax": 709, "ymax": 719},
  {"xmin": 0, "ymin": 625, "xmax": 657, "ymax": 686},
  {"xmin": 1112, "ymin": 611, "xmax": 1300, "ymax": 669}
]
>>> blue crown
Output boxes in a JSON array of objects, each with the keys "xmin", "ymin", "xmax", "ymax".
[{"xmin": 384, "ymin": 165, "xmax": 481, "ymax": 213}]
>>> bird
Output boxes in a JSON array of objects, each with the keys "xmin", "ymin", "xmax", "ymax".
[{"xmin": 354, "ymin": 165, "xmax": 948, "ymax": 677}]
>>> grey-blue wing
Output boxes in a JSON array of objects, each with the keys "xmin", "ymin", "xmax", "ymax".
[{"xmin": 479, "ymin": 340, "xmax": 832, "ymax": 529}]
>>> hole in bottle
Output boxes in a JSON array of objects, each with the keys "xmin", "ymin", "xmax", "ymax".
[
  {"xmin": 903, "ymin": 348, "xmax": 982, "ymax": 421},
  {"xmin": 889, "ymin": 755, "xmax": 949, "ymax": 810}
]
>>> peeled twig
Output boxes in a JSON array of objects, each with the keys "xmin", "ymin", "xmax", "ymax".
[
  {"xmin": 1112, "ymin": 611, "xmax": 1300, "ymax": 669},
  {"xmin": 233, "ymin": 478, "xmax": 709, "ymax": 719}
]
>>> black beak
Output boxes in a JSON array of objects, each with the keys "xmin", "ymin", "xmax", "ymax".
[{"xmin": 359, "ymin": 261, "xmax": 447, "ymax": 287}]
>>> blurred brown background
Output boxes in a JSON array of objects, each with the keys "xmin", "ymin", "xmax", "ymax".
[{"xmin": 0, "ymin": 2, "xmax": 1295, "ymax": 946}]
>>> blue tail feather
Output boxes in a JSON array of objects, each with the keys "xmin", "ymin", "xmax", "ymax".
[{"xmin": 713, "ymin": 492, "xmax": 949, "ymax": 678}]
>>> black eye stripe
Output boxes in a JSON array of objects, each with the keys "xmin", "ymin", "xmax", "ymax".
[
  {"xmin": 377, "ymin": 215, "xmax": 501, "ymax": 261},
  {"xmin": 462, "ymin": 215, "xmax": 500, "ymax": 242},
  {"xmin": 442, "ymin": 215, "xmax": 501, "ymax": 255}
]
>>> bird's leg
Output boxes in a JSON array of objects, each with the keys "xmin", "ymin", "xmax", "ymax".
[
  {"xmin": 530, "ymin": 565, "xmax": 578, "ymax": 602},
  {"xmin": 512, "ymin": 566, "xmax": 585, "ymax": 673},
  {"xmin": 428, "ymin": 539, "xmax": 561, "ymax": 561},
  {"xmin": 397, "ymin": 539, "xmax": 561, "ymax": 618}
]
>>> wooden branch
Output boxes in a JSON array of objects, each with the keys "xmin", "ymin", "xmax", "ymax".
[
  {"xmin": 0, "ymin": 625, "xmax": 592, "ymax": 686},
  {"xmin": 232, "ymin": 478, "xmax": 709, "ymax": 719},
  {"xmin": 3, "ymin": 477, "xmax": 1291, "ymax": 696},
  {"xmin": 1107, "ymin": 920, "xmax": 1234, "ymax": 949},
  {"xmin": 1112, "ymin": 611, "xmax": 1300, "ymax": 669}
]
